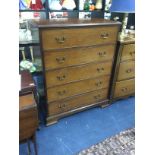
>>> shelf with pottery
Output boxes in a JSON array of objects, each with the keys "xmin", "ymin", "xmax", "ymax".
[
  {"xmin": 19, "ymin": 0, "xmax": 106, "ymax": 19},
  {"xmin": 19, "ymin": 9, "xmax": 46, "ymax": 12}
]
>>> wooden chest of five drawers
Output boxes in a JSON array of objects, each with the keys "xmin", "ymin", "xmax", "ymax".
[{"xmin": 32, "ymin": 19, "xmax": 120, "ymax": 125}]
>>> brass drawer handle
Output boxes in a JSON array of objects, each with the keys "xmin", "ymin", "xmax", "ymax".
[
  {"xmin": 98, "ymin": 51, "xmax": 106, "ymax": 57},
  {"xmin": 129, "ymin": 51, "xmax": 135, "ymax": 56},
  {"xmin": 126, "ymin": 68, "xmax": 132, "ymax": 73},
  {"xmin": 57, "ymin": 75, "xmax": 66, "ymax": 81},
  {"xmin": 100, "ymin": 33, "xmax": 109, "ymax": 39},
  {"xmin": 121, "ymin": 87, "xmax": 128, "ymax": 92},
  {"xmin": 97, "ymin": 67, "xmax": 104, "ymax": 73},
  {"xmin": 94, "ymin": 94, "xmax": 101, "ymax": 100},
  {"xmin": 58, "ymin": 103, "xmax": 66, "ymax": 109},
  {"xmin": 55, "ymin": 36, "xmax": 66, "ymax": 44},
  {"xmin": 57, "ymin": 90, "xmax": 67, "ymax": 96},
  {"xmin": 95, "ymin": 81, "xmax": 103, "ymax": 86},
  {"xmin": 56, "ymin": 57, "xmax": 66, "ymax": 63}
]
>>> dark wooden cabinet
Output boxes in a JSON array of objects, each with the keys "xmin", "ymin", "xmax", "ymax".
[
  {"xmin": 110, "ymin": 37, "xmax": 135, "ymax": 101},
  {"xmin": 30, "ymin": 18, "xmax": 120, "ymax": 126},
  {"xmin": 19, "ymin": 93, "xmax": 38, "ymax": 141},
  {"xmin": 19, "ymin": 71, "xmax": 38, "ymax": 155}
]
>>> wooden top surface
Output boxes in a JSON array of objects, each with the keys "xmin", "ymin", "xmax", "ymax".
[
  {"xmin": 29, "ymin": 18, "xmax": 121, "ymax": 28},
  {"xmin": 118, "ymin": 31, "xmax": 135, "ymax": 44},
  {"xmin": 119, "ymin": 36, "xmax": 135, "ymax": 44},
  {"xmin": 19, "ymin": 70, "xmax": 35, "ymax": 95}
]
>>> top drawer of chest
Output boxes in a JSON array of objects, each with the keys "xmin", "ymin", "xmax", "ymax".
[
  {"xmin": 41, "ymin": 26, "xmax": 118, "ymax": 50},
  {"xmin": 121, "ymin": 44, "xmax": 135, "ymax": 61}
]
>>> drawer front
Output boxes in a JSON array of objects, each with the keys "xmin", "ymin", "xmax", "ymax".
[
  {"xmin": 19, "ymin": 93, "xmax": 35, "ymax": 109},
  {"xmin": 48, "ymin": 88, "xmax": 108, "ymax": 115},
  {"xmin": 47, "ymin": 75, "xmax": 110, "ymax": 102},
  {"xmin": 45, "ymin": 61, "xmax": 113, "ymax": 87},
  {"xmin": 44, "ymin": 45, "xmax": 115, "ymax": 70},
  {"xmin": 117, "ymin": 60, "xmax": 135, "ymax": 81},
  {"xmin": 121, "ymin": 44, "xmax": 135, "ymax": 61},
  {"xmin": 20, "ymin": 127, "xmax": 36, "ymax": 141},
  {"xmin": 20, "ymin": 108, "xmax": 37, "ymax": 120},
  {"xmin": 114, "ymin": 79, "xmax": 135, "ymax": 98},
  {"xmin": 19, "ymin": 112, "xmax": 38, "ymax": 131},
  {"xmin": 19, "ymin": 108, "xmax": 38, "ymax": 141},
  {"xmin": 41, "ymin": 26, "xmax": 118, "ymax": 50}
]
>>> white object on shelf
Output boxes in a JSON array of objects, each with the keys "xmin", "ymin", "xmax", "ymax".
[
  {"xmin": 62, "ymin": 0, "xmax": 76, "ymax": 10},
  {"xmin": 49, "ymin": 0, "xmax": 62, "ymax": 10},
  {"xmin": 79, "ymin": 0, "xmax": 85, "ymax": 10},
  {"xmin": 95, "ymin": 0, "xmax": 102, "ymax": 9},
  {"xmin": 79, "ymin": 12, "xmax": 91, "ymax": 19},
  {"xmin": 32, "ymin": 0, "xmax": 36, "ymax": 4}
]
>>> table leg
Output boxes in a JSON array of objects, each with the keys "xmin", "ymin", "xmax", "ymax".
[
  {"xmin": 32, "ymin": 134, "xmax": 38, "ymax": 155},
  {"xmin": 27, "ymin": 139, "xmax": 31, "ymax": 155}
]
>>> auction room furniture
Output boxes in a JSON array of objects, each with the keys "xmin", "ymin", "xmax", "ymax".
[
  {"xmin": 110, "ymin": 35, "xmax": 135, "ymax": 101},
  {"xmin": 19, "ymin": 70, "xmax": 38, "ymax": 155},
  {"xmin": 30, "ymin": 18, "xmax": 120, "ymax": 126}
]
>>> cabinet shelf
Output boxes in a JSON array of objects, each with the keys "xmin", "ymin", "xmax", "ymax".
[
  {"xmin": 48, "ymin": 10, "xmax": 78, "ymax": 12},
  {"xmin": 19, "ymin": 9, "xmax": 46, "ymax": 12},
  {"xmin": 19, "ymin": 40, "xmax": 40, "ymax": 47},
  {"xmin": 79, "ymin": 10, "xmax": 104, "ymax": 12}
]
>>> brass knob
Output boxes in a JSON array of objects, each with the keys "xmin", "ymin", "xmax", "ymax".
[
  {"xmin": 57, "ymin": 75, "xmax": 66, "ymax": 81},
  {"xmin": 98, "ymin": 51, "xmax": 106, "ymax": 57},
  {"xmin": 57, "ymin": 90, "xmax": 66, "ymax": 96},
  {"xmin": 126, "ymin": 69, "xmax": 132, "ymax": 73},
  {"xmin": 58, "ymin": 103, "xmax": 66, "ymax": 109},
  {"xmin": 94, "ymin": 94, "xmax": 101, "ymax": 100},
  {"xmin": 121, "ymin": 88, "xmax": 128, "ymax": 92},
  {"xmin": 130, "ymin": 51, "xmax": 135, "ymax": 56},
  {"xmin": 95, "ymin": 81, "xmax": 103, "ymax": 86},
  {"xmin": 100, "ymin": 33, "xmax": 109, "ymax": 39},
  {"xmin": 97, "ymin": 67, "xmax": 104, "ymax": 72},
  {"xmin": 56, "ymin": 57, "xmax": 66, "ymax": 63},
  {"xmin": 55, "ymin": 36, "xmax": 66, "ymax": 43}
]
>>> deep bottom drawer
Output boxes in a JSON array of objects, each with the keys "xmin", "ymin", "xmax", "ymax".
[
  {"xmin": 19, "ymin": 108, "xmax": 38, "ymax": 141},
  {"xmin": 114, "ymin": 79, "xmax": 135, "ymax": 98},
  {"xmin": 48, "ymin": 88, "xmax": 108, "ymax": 115},
  {"xmin": 19, "ymin": 127, "xmax": 36, "ymax": 141}
]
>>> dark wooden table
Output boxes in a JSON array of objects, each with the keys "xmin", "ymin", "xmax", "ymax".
[{"xmin": 19, "ymin": 70, "xmax": 38, "ymax": 155}]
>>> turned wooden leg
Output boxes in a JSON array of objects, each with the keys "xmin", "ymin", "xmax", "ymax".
[
  {"xmin": 32, "ymin": 133, "xmax": 38, "ymax": 155},
  {"xmin": 27, "ymin": 139, "xmax": 31, "ymax": 155}
]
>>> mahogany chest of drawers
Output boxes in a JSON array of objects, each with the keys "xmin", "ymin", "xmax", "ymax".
[
  {"xmin": 31, "ymin": 19, "xmax": 120, "ymax": 126},
  {"xmin": 110, "ymin": 37, "xmax": 135, "ymax": 101}
]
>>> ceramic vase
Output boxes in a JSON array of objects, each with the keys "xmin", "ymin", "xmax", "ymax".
[{"xmin": 95, "ymin": 0, "xmax": 102, "ymax": 9}]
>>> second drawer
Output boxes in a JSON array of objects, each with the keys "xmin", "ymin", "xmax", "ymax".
[
  {"xmin": 48, "ymin": 88, "xmax": 108, "ymax": 116},
  {"xmin": 117, "ymin": 60, "xmax": 135, "ymax": 81},
  {"xmin": 45, "ymin": 61, "xmax": 113, "ymax": 87},
  {"xmin": 47, "ymin": 75, "xmax": 110, "ymax": 102},
  {"xmin": 44, "ymin": 45, "xmax": 115, "ymax": 70}
]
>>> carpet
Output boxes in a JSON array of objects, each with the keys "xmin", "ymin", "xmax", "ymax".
[{"xmin": 77, "ymin": 128, "xmax": 135, "ymax": 155}]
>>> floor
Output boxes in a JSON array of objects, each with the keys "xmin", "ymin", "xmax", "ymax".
[{"xmin": 19, "ymin": 97, "xmax": 135, "ymax": 155}]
